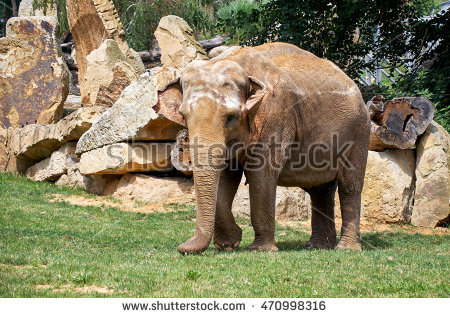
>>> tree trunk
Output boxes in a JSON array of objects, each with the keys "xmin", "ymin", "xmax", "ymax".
[
  {"xmin": 198, "ymin": 36, "xmax": 225, "ymax": 51},
  {"xmin": 171, "ymin": 129, "xmax": 192, "ymax": 176},
  {"xmin": 11, "ymin": 0, "xmax": 18, "ymax": 17},
  {"xmin": 368, "ymin": 96, "xmax": 435, "ymax": 151}
]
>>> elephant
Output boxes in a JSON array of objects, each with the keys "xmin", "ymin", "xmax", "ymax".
[{"xmin": 167, "ymin": 42, "xmax": 370, "ymax": 254}]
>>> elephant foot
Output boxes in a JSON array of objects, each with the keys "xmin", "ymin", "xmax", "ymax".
[
  {"xmin": 213, "ymin": 225, "xmax": 242, "ymax": 251},
  {"xmin": 177, "ymin": 235, "xmax": 210, "ymax": 255},
  {"xmin": 305, "ymin": 236, "xmax": 336, "ymax": 250},
  {"xmin": 335, "ymin": 240, "xmax": 361, "ymax": 251},
  {"xmin": 246, "ymin": 241, "xmax": 278, "ymax": 252}
]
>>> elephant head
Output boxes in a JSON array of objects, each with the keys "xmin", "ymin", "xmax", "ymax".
[{"xmin": 167, "ymin": 59, "xmax": 267, "ymax": 254}]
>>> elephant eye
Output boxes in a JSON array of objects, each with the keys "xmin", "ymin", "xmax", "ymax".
[{"xmin": 225, "ymin": 114, "xmax": 239, "ymax": 128}]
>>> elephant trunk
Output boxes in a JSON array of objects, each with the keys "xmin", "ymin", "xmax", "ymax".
[{"xmin": 177, "ymin": 138, "xmax": 225, "ymax": 254}]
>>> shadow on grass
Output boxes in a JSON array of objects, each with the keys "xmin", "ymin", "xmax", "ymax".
[
  {"xmin": 360, "ymin": 232, "xmax": 393, "ymax": 250},
  {"xmin": 277, "ymin": 240, "xmax": 307, "ymax": 251},
  {"xmin": 276, "ymin": 232, "xmax": 393, "ymax": 251}
]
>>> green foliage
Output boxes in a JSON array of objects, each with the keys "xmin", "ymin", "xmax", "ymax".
[
  {"xmin": 71, "ymin": 271, "xmax": 93, "ymax": 285},
  {"xmin": 215, "ymin": 0, "xmax": 265, "ymax": 44},
  {"xmin": 186, "ymin": 270, "xmax": 201, "ymax": 281},
  {"xmin": 244, "ymin": 0, "xmax": 419, "ymax": 80},
  {"xmin": 114, "ymin": 0, "xmax": 213, "ymax": 51},
  {"xmin": 31, "ymin": 1, "xmax": 213, "ymax": 51},
  {"xmin": 410, "ymin": 0, "xmax": 442, "ymax": 16},
  {"xmin": 32, "ymin": 0, "xmax": 69, "ymax": 36},
  {"xmin": 0, "ymin": 173, "xmax": 449, "ymax": 297}
]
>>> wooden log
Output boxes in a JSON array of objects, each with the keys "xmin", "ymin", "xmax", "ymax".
[
  {"xmin": 198, "ymin": 36, "xmax": 225, "ymax": 51},
  {"xmin": 150, "ymin": 48, "xmax": 161, "ymax": 60},
  {"xmin": 63, "ymin": 53, "xmax": 78, "ymax": 70},
  {"xmin": 61, "ymin": 42, "xmax": 73, "ymax": 53},
  {"xmin": 171, "ymin": 129, "xmax": 192, "ymax": 176},
  {"xmin": 138, "ymin": 50, "xmax": 154, "ymax": 62},
  {"xmin": 368, "ymin": 96, "xmax": 435, "ymax": 151}
]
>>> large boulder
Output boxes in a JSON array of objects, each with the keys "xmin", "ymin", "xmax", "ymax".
[
  {"xmin": 336, "ymin": 150, "xmax": 416, "ymax": 223},
  {"xmin": 26, "ymin": 143, "xmax": 78, "ymax": 182},
  {"xmin": 8, "ymin": 106, "xmax": 105, "ymax": 163},
  {"xmin": 76, "ymin": 67, "xmax": 184, "ymax": 154},
  {"xmin": 232, "ymin": 179, "xmax": 311, "ymax": 221},
  {"xmin": 18, "ymin": 0, "xmax": 57, "ymax": 17},
  {"xmin": 84, "ymin": 39, "xmax": 139, "ymax": 107},
  {"xmin": 154, "ymin": 15, "xmax": 207, "ymax": 70},
  {"xmin": 79, "ymin": 142, "xmax": 172, "ymax": 175},
  {"xmin": 411, "ymin": 121, "xmax": 450, "ymax": 227},
  {"xmin": 0, "ymin": 17, "xmax": 69, "ymax": 127},
  {"xmin": 66, "ymin": 0, "xmax": 144, "ymax": 105},
  {"xmin": 103, "ymin": 173, "xmax": 195, "ymax": 205}
]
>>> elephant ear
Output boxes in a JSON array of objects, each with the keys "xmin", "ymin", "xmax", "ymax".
[
  {"xmin": 245, "ymin": 76, "xmax": 266, "ymax": 114},
  {"xmin": 157, "ymin": 77, "xmax": 186, "ymax": 127}
]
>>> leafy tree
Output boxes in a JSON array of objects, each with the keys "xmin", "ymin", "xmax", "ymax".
[{"xmin": 244, "ymin": 0, "xmax": 418, "ymax": 79}]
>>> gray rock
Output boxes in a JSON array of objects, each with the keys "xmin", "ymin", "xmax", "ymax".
[{"xmin": 75, "ymin": 67, "xmax": 183, "ymax": 154}]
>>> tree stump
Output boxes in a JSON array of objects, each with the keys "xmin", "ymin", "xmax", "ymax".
[
  {"xmin": 171, "ymin": 129, "xmax": 192, "ymax": 176},
  {"xmin": 368, "ymin": 96, "xmax": 435, "ymax": 151}
]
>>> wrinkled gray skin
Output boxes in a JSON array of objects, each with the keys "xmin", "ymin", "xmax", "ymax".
[{"xmin": 172, "ymin": 42, "xmax": 370, "ymax": 254}]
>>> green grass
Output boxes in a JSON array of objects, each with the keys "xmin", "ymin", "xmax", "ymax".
[{"xmin": 0, "ymin": 173, "xmax": 448, "ymax": 297}]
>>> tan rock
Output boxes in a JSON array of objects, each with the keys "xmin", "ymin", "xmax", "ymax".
[
  {"xmin": 56, "ymin": 165, "xmax": 107, "ymax": 195},
  {"xmin": 0, "ymin": 17, "xmax": 69, "ymax": 127},
  {"xmin": 232, "ymin": 179, "xmax": 311, "ymax": 220},
  {"xmin": 85, "ymin": 39, "xmax": 139, "ymax": 107},
  {"xmin": 76, "ymin": 67, "xmax": 184, "ymax": 154},
  {"xmin": 104, "ymin": 173, "xmax": 195, "ymax": 205},
  {"xmin": 154, "ymin": 15, "xmax": 207, "ymax": 69},
  {"xmin": 79, "ymin": 142, "xmax": 173, "ymax": 175},
  {"xmin": 18, "ymin": 0, "xmax": 57, "ymax": 17},
  {"xmin": 336, "ymin": 150, "xmax": 416, "ymax": 223},
  {"xmin": 26, "ymin": 143, "xmax": 77, "ymax": 182},
  {"xmin": 63, "ymin": 95, "xmax": 82, "ymax": 116},
  {"xmin": 66, "ymin": 0, "xmax": 144, "ymax": 105},
  {"xmin": 8, "ymin": 106, "xmax": 105, "ymax": 163},
  {"xmin": 411, "ymin": 121, "xmax": 450, "ymax": 227}
]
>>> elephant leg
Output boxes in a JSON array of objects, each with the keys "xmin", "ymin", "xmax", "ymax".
[
  {"xmin": 213, "ymin": 166, "xmax": 243, "ymax": 251},
  {"xmin": 246, "ymin": 170, "xmax": 278, "ymax": 252},
  {"xmin": 335, "ymin": 135, "xmax": 367, "ymax": 251},
  {"xmin": 305, "ymin": 180, "xmax": 338, "ymax": 249},
  {"xmin": 336, "ymin": 186, "xmax": 362, "ymax": 251},
  {"xmin": 335, "ymin": 169, "xmax": 364, "ymax": 251}
]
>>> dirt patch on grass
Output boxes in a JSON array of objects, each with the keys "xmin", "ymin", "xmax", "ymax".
[
  {"xmin": 0, "ymin": 263, "xmax": 34, "ymax": 269},
  {"xmin": 48, "ymin": 193, "xmax": 176, "ymax": 214},
  {"xmin": 36, "ymin": 284, "xmax": 114, "ymax": 294},
  {"xmin": 278, "ymin": 218, "xmax": 449, "ymax": 236},
  {"xmin": 48, "ymin": 194, "xmax": 448, "ymax": 236}
]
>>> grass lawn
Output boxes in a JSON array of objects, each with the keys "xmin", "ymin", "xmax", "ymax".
[{"xmin": 0, "ymin": 173, "xmax": 448, "ymax": 298}]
